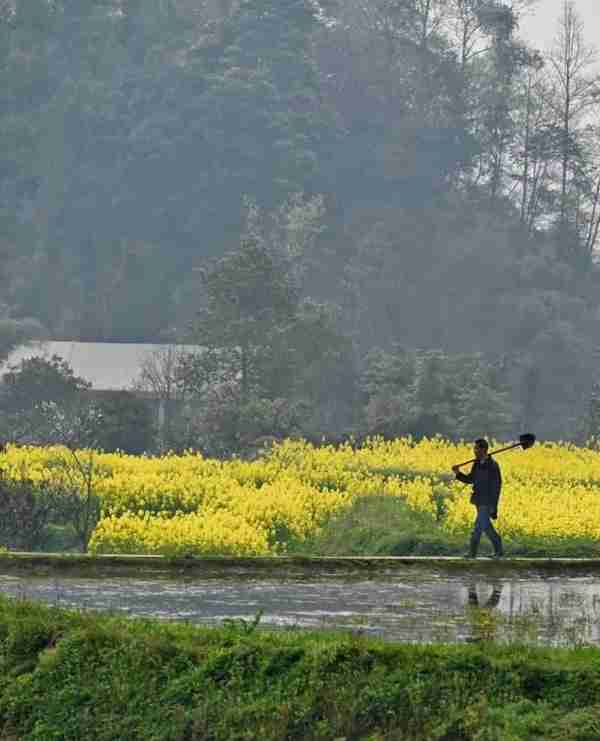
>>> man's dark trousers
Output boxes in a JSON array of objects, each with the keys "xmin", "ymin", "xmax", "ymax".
[{"xmin": 470, "ymin": 505, "xmax": 503, "ymax": 557}]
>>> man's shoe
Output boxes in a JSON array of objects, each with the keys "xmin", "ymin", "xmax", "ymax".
[
  {"xmin": 465, "ymin": 537, "xmax": 479, "ymax": 560},
  {"xmin": 493, "ymin": 551, "xmax": 504, "ymax": 560}
]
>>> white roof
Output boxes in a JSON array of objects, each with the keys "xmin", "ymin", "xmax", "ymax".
[{"xmin": 0, "ymin": 341, "xmax": 202, "ymax": 391}]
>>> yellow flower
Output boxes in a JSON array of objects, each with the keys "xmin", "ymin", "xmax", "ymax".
[{"xmin": 3, "ymin": 436, "xmax": 600, "ymax": 554}]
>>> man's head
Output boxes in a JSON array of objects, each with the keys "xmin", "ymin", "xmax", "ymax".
[{"xmin": 473, "ymin": 438, "xmax": 489, "ymax": 460}]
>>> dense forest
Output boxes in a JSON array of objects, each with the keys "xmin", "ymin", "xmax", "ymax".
[{"xmin": 1, "ymin": 0, "xmax": 600, "ymax": 448}]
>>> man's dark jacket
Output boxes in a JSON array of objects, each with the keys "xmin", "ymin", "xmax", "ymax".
[{"xmin": 456, "ymin": 457, "xmax": 502, "ymax": 519}]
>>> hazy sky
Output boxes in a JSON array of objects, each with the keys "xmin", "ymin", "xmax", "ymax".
[{"xmin": 518, "ymin": 0, "xmax": 600, "ymax": 57}]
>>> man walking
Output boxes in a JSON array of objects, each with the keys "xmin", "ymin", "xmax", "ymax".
[{"xmin": 452, "ymin": 438, "xmax": 503, "ymax": 559}]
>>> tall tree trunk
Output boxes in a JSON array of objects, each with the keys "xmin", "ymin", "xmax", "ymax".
[
  {"xmin": 241, "ymin": 343, "xmax": 249, "ymax": 399},
  {"xmin": 548, "ymin": 2, "xmax": 599, "ymax": 240},
  {"xmin": 520, "ymin": 73, "xmax": 533, "ymax": 224}
]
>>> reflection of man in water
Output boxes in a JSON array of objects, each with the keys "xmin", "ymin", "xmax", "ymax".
[
  {"xmin": 467, "ymin": 582, "xmax": 503, "ymax": 608},
  {"xmin": 465, "ymin": 581, "xmax": 504, "ymax": 643}
]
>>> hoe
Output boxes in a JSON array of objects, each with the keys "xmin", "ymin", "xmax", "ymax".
[{"xmin": 454, "ymin": 433, "xmax": 536, "ymax": 468}]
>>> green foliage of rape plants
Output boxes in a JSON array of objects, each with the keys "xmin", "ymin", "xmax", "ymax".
[
  {"xmin": 293, "ymin": 495, "xmax": 464, "ymax": 557},
  {"xmin": 1, "ymin": 596, "xmax": 600, "ymax": 740}
]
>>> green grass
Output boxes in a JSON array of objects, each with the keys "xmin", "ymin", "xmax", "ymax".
[
  {"xmin": 292, "ymin": 496, "xmax": 464, "ymax": 556},
  {"xmin": 2, "ymin": 596, "xmax": 600, "ymax": 740},
  {"xmin": 37, "ymin": 523, "xmax": 81, "ymax": 552},
  {"xmin": 289, "ymin": 495, "xmax": 600, "ymax": 559}
]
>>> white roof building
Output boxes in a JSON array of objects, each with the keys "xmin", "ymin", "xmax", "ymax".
[{"xmin": 0, "ymin": 341, "xmax": 202, "ymax": 393}]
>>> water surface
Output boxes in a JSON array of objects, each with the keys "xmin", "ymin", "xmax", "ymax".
[{"xmin": 2, "ymin": 568, "xmax": 599, "ymax": 645}]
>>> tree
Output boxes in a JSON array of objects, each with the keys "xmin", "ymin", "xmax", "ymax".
[
  {"xmin": 361, "ymin": 348, "xmax": 513, "ymax": 440},
  {"xmin": 0, "ymin": 354, "xmax": 91, "ymax": 429},
  {"xmin": 456, "ymin": 364, "xmax": 514, "ymax": 439},
  {"xmin": 546, "ymin": 1, "xmax": 600, "ymax": 255},
  {"xmin": 0, "ymin": 317, "xmax": 44, "ymax": 363},
  {"xmin": 362, "ymin": 346, "xmax": 418, "ymax": 437},
  {"xmin": 193, "ymin": 236, "xmax": 297, "ymax": 398},
  {"xmin": 1, "ymin": 354, "xmax": 90, "ymax": 414},
  {"xmin": 182, "ymin": 201, "xmax": 311, "ymax": 453},
  {"xmin": 189, "ymin": 196, "xmax": 323, "ymax": 399},
  {"xmin": 581, "ymin": 378, "xmax": 600, "ymax": 445},
  {"xmin": 93, "ymin": 391, "xmax": 155, "ymax": 454},
  {"xmin": 0, "ymin": 472, "xmax": 64, "ymax": 551},
  {"xmin": 24, "ymin": 399, "xmax": 105, "ymax": 552},
  {"xmin": 573, "ymin": 126, "xmax": 600, "ymax": 257},
  {"xmin": 316, "ymin": 0, "xmax": 474, "ymax": 204},
  {"xmin": 133, "ymin": 344, "xmax": 195, "ymax": 451},
  {"xmin": 183, "ymin": 195, "xmax": 355, "ymax": 451},
  {"xmin": 3, "ymin": 393, "xmax": 107, "ymax": 552},
  {"xmin": 261, "ymin": 298, "xmax": 357, "ymax": 435},
  {"xmin": 511, "ymin": 50, "xmax": 551, "ymax": 230},
  {"xmin": 162, "ymin": 0, "xmax": 330, "ymax": 244},
  {"xmin": 436, "ymin": 1, "xmax": 534, "ymax": 201},
  {"xmin": 198, "ymin": 388, "xmax": 308, "ymax": 457}
]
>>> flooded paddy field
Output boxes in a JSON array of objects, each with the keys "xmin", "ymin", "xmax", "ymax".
[{"xmin": 1, "ymin": 557, "xmax": 600, "ymax": 646}]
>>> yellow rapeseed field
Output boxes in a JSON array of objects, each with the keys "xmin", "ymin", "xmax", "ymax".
[{"xmin": 1, "ymin": 437, "xmax": 599, "ymax": 555}]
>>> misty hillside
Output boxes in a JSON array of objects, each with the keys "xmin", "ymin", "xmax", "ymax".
[{"xmin": 1, "ymin": 0, "xmax": 600, "ymax": 444}]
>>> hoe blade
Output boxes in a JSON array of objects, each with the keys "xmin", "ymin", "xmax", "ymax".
[{"xmin": 519, "ymin": 433, "xmax": 536, "ymax": 450}]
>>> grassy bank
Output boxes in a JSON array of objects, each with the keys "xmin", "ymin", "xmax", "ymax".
[
  {"xmin": 1, "ymin": 597, "xmax": 600, "ymax": 741},
  {"xmin": 292, "ymin": 495, "xmax": 600, "ymax": 559}
]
